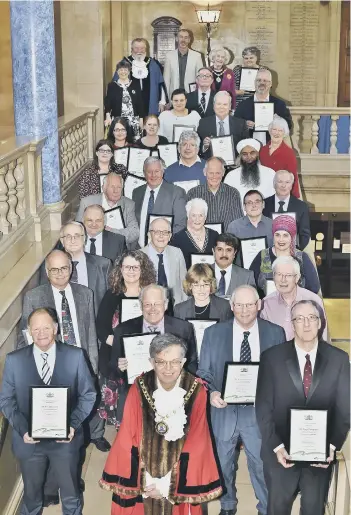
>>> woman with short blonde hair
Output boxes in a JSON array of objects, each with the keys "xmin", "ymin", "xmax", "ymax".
[{"xmin": 210, "ymin": 46, "xmax": 236, "ymax": 109}]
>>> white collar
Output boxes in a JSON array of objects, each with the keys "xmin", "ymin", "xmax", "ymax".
[
  {"xmin": 233, "ymin": 318, "xmax": 258, "ymax": 333},
  {"xmin": 295, "ymin": 341, "xmax": 318, "ymax": 359},
  {"xmin": 147, "ymin": 181, "xmax": 163, "ymax": 194},
  {"xmin": 179, "ymin": 156, "xmax": 201, "ymax": 167},
  {"xmin": 216, "ymin": 115, "xmax": 229, "ymax": 124},
  {"xmin": 153, "ymin": 376, "xmax": 187, "ymax": 441},
  {"xmin": 33, "ymin": 342, "xmax": 56, "ymax": 358}
]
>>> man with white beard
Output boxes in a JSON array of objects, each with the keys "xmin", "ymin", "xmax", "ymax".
[{"xmin": 113, "ymin": 38, "xmax": 167, "ymax": 115}]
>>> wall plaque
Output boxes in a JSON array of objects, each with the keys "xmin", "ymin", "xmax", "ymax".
[{"xmin": 151, "ymin": 16, "xmax": 181, "ymax": 65}]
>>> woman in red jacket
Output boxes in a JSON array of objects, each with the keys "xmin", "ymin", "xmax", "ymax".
[
  {"xmin": 210, "ymin": 47, "xmax": 236, "ymax": 109},
  {"xmin": 259, "ymin": 115, "xmax": 300, "ymax": 198}
]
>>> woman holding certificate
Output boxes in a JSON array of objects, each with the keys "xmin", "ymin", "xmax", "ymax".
[
  {"xmin": 136, "ymin": 114, "xmax": 169, "ymax": 152},
  {"xmin": 158, "ymin": 88, "xmax": 201, "ymax": 142},
  {"xmin": 97, "ymin": 250, "xmax": 156, "ymax": 428},
  {"xmin": 249, "ymin": 214, "xmax": 320, "ymax": 297},
  {"xmin": 170, "ymin": 198, "xmax": 219, "ymax": 269},
  {"xmin": 210, "ymin": 47, "xmax": 236, "ymax": 109},
  {"xmin": 233, "ymin": 46, "xmax": 261, "ymax": 106}
]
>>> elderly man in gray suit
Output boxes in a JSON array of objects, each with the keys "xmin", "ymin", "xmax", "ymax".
[
  {"xmin": 197, "ymin": 285, "xmax": 286, "ymax": 515},
  {"xmin": 212, "ymin": 233, "xmax": 256, "ymax": 298},
  {"xmin": 76, "ymin": 171, "xmax": 139, "ymax": 248},
  {"xmin": 141, "ymin": 216, "xmax": 187, "ymax": 306},
  {"xmin": 132, "ymin": 156, "xmax": 187, "ymax": 248}
]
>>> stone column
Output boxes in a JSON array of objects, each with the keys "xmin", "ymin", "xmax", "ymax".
[{"xmin": 9, "ymin": 0, "xmax": 61, "ymax": 205}]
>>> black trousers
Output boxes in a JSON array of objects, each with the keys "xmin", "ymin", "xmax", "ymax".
[
  {"xmin": 264, "ymin": 462, "xmax": 332, "ymax": 515},
  {"xmin": 19, "ymin": 443, "xmax": 82, "ymax": 515}
]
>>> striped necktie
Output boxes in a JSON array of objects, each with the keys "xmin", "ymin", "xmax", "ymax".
[
  {"xmin": 60, "ymin": 291, "xmax": 77, "ymax": 346},
  {"xmin": 41, "ymin": 352, "xmax": 51, "ymax": 384},
  {"xmin": 240, "ymin": 331, "xmax": 251, "ymax": 363},
  {"xmin": 218, "ymin": 120, "xmax": 225, "ymax": 136},
  {"xmin": 147, "ymin": 190, "xmax": 155, "ymax": 214}
]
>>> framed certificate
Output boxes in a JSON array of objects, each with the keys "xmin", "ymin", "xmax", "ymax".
[
  {"xmin": 210, "ymin": 136, "xmax": 235, "ymax": 165},
  {"xmin": 240, "ymin": 236, "xmax": 267, "ymax": 270},
  {"xmin": 29, "ymin": 386, "xmax": 70, "ymax": 439},
  {"xmin": 127, "ymin": 147, "xmax": 151, "ymax": 177},
  {"xmin": 221, "ymin": 362, "xmax": 260, "ymax": 405},
  {"xmin": 172, "ymin": 125, "xmax": 196, "ymax": 143},
  {"xmin": 173, "ymin": 180, "xmax": 199, "ymax": 193},
  {"xmin": 114, "ymin": 147, "xmax": 129, "ymax": 167},
  {"xmin": 145, "ymin": 213, "xmax": 174, "ymax": 245},
  {"xmin": 254, "ymin": 102, "xmax": 274, "ymax": 132},
  {"xmin": 252, "ymin": 131, "xmax": 267, "ymax": 146},
  {"xmin": 104, "ymin": 205, "xmax": 126, "ymax": 230},
  {"xmin": 158, "ymin": 143, "xmax": 178, "ymax": 167},
  {"xmin": 272, "ymin": 212, "xmax": 296, "ymax": 221},
  {"xmin": 191, "ymin": 253, "xmax": 215, "ymax": 266},
  {"xmin": 99, "ymin": 173, "xmax": 108, "ymax": 191},
  {"xmin": 186, "ymin": 318, "xmax": 219, "ymax": 357},
  {"xmin": 124, "ymin": 173, "xmax": 146, "ymax": 199},
  {"xmin": 239, "ymin": 67, "xmax": 258, "ymax": 92},
  {"xmin": 289, "ymin": 408, "xmax": 328, "ymax": 463},
  {"xmin": 122, "ymin": 333, "xmax": 159, "ymax": 384},
  {"xmin": 189, "ymin": 82, "xmax": 197, "ymax": 92},
  {"xmin": 205, "ymin": 222, "xmax": 223, "ymax": 234},
  {"xmin": 151, "ymin": 150, "xmax": 159, "ymax": 157},
  {"xmin": 120, "ymin": 297, "xmax": 142, "ymax": 323},
  {"xmin": 266, "ymin": 279, "xmax": 277, "ymax": 296}
]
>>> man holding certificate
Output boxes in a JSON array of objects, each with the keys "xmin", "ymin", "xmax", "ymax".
[
  {"xmin": 0, "ymin": 307, "xmax": 96, "ymax": 515},
  {"xmin": 197, "ymin": 285, "xmax": 286, "ymax": 515},
  {"xmin": 256, "ymin": 300, "xmax": 350, "ymax": 515}
]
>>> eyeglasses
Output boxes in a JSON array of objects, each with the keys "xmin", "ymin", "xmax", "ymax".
[
  {"xmin": 197, "ymin": 74, "xmax": 212, "ymax": 79},
  {"xmin": 114, "ymin": 128, "xmax": 127, "ymax": 133},
  {"xmin": 31, "ymin": 327, "xmax": 53, "ymax": 334},
  {"xmin": 142, "ymin": 302, "xmax": 165, "ymax": 310},
  {"xmin": 122, "ymin": 265, "xmax": 141, "ymax": 272},
  {"xmin": 61, "ymin": 234, "xmax": 84, "ymax": 242},
  {"xmin": 149, "ymin": 230, "xmax": 171, "ymax": 237},
  {"xmin": 192, "ymin": 282, "xmax": 211, "ymax": 290},
  {"xmin": 273, "ymin": 273, "xmax": 297, "ymax": 280},
  {"xmin": 292, "ymin": 315, "xmax": 319, "ymax": 324},
  {"xmin": 154, "ymin": 359, "xmax": 183, "ymax": 368},
  {"xmin": 48, "ymin": 266, "xmax": 70, "ymax": 275},
  {"xmin": 98, "ymin": 149, "xmax": 112, "ymax": 154},
  {"xmin": 244, "ymin": 200, "xmax": 263, "ymax": 206},
  {"xmin": 233, "ymin": 301, "xmax": 258, "ymax": 309}
]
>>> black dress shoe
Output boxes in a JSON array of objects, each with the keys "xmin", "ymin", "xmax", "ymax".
[
  {"xmin": 91, "ymin": 437, "xmax": 111, "ymax": 452},
  {"xmin": 79, "ymin": 478, "xmax": 85, "ymax": 492},
  {"xmin": 43, "ymin": 495, "xmax": 60, "ymax": 507}
]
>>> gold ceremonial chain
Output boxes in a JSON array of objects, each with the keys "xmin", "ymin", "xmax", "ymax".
[
  {"xmin": 212, "ymin": 68, "xmax": 225, "ymax": 83},
  {"xmin": 138, "ymin": 377, "xmax": 198, "ymax": 436}
]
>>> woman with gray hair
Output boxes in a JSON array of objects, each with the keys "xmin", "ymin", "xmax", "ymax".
[
  {"xmin": 171, "ymin": 198, "xmax": 219, "ymax": 268},
  {"xmin": 233, "ymin": 46, "xmax": 261, "ymax": 105},
  {"xmin": 209, "ymin": 46, "xmax": 237, "ymax": 108},
  {"xmin": 259, "ymin": 114, "xmax": 300, "ymax": 197},
  {"xmin": 164, "ymin": 130, "xmax": 206, "ymax": 188}
]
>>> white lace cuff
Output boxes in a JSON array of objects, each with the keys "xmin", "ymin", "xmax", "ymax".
[{"xmin": 143, "ymin": 471, "xmax": 171, "ymax": 499}]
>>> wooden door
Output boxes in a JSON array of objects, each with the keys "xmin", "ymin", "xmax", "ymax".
[{"xmin": 338, "ymin": 1, "xmax": 350, "ymax": 107}]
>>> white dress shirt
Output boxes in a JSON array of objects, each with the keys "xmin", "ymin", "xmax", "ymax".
[
  {"xmin": 51, "ymin": 284, "xmax": 82, "ymax": 348},
  {"xmin": 74, "ymin": 252, "xmax": 88, "ymax": 287},
  {"xmin": 198, "ymin": 89, "xmax": 211, "ymax": 112},
  {"xmin": 224, "ymin": 164, "xmax": 276, "ymax": 207},
  {"xmin": 33, "ymin": 342, "xmax": 56, "ymax": 382},
  {"xmin": 294, "ymin": 341, "xmax": 318, "ymax": 379},
  {"xmin": 85, "ymin": 231, "xmax": 103, "ymax": 256},
  {"xmin": 138, "ymin": 182, "xmax": 163, "ymax": 247},
  {"xmin": 214, "ymin": 263, "xmax": 233, "ymax": 295},
  {"xmin": 146, "ymin": 244, "xmax": 170, "ymax": 283},
  {"xmin": 274, "ymin": 194, "xmax": 290, "ymax": 213},
  {"xmin": 215, "ymin": 115, "xmax": 230, "ymax": 136},
  {"xmin": 232, "ymin": 319, "xmax": 260, "ymax": 362}
]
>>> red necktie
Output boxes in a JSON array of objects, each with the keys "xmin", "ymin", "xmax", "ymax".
[{"xmin": 303, "ymin": 354, "xmax": 312, "ymax": 397}]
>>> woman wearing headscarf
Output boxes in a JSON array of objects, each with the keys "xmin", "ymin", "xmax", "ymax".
[{"xmin": 249, "ymin": 214, "xmax": 320, "ymax": 297}]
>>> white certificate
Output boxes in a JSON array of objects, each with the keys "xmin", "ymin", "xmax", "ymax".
[
  {"xmin": 289, "ymin": 409, "xmax": 328, "ymax": 462},
  {"xmin": 172, "ymin": 125, "xmax": 196, "ymax": 143},
  {"xmin": 191, "ymin": 253, "xmax": 215, "ymax": 266},
  {"xmin": 189, "ymin": 82, "xmax": 197, "ymax": 92},
  {"xmin": 124, "ymin": 174, "xmax": 146, "ymax": 199},
  {"xmin": 104, "ymin": 206, "xmax": 125, "ymax": 230},
  {"xmin": 127, "ymin": 148, "xmax": 151, "ymax": 177},
  {"xmin": 205, "ymin": 223, "xmax": 223, "ymax": 234},
  {"xmin": 30, "ymin": 386, "xmax": 69, "ymax": 439},
  {"xmin": 254, "ymin": 102, "xmax": 274, "ymax": 131},
  {"xmin": 240, "ymin": 237, "xmax": 267, "ymax": 270},
  {"xmin": 186, "ymin": 319, "xmax": 219, "ymax": 357},
  {"xmin": 266, "ymin": 279, "xmax": 277, "ymax": 296},
  {"xmin": 174, "ymin": 180, "xmax": 200, "ymax": 193},
  {"xmin": 123, "ymin": 333, "xmax": 157, "ymax": 384},
  {"xmin": 222, "ymin": 363, "xmax": 259, "ymax": 404},
  {"xmin": 114, "ymin": 147, "xmax": 129, "ymax": 167},
  {"xmin": 252, "ymin": 131, "xmax": 267, "ymax": 146},
  {"xmin": 99, "ymin": 173, "xmax": 108, "ymax": 191},
  {"xmin": 158, "ymin": 144, "xmax": 178, "ymax": 167},
  {"xmin": 272, "ymin": 212, "xmax": 296, "ymax": 221},
  {"xmin": 239, "ymin": 68, "xmax": 258, "ymax": 92},
  {"xmin": 211, "ymin": 136, "xmax": 235, "ymax": 165},
  {"xmin": 120, "ymin": 298, "xmax": 142, "ymax": 323}
]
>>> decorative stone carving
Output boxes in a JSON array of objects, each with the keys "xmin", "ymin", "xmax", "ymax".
[{"xmin": 151, "ymin": 16, "xmax": 181, "ymax": 65}]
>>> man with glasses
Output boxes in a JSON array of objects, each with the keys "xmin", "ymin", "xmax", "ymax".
[
  {"xmin": 141, "ymin": 217, "xmax": 187, "ymax": 306},
  {"xmin": 256, "ymin": 299, "xmax": 350, "ymax": 515},
  {"xmin": 260, "ymin": 256, "xmax": 328, "ymax": 340},
  {"xmin": 198, "ymin": 285, "xmax": 286, "ymax": 515},
  {"xmin": 164, "ymin": 131, "xmax": 206, "ymax": 188},
  {"xmin": 186, "ymin": 67, "xmax": 215, "ymax": 117}
]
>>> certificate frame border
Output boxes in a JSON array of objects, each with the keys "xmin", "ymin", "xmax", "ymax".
[
  {"xmin": 157, "ymin": 143, "xmax": 178, "ymax": 167},
  {"xmin": 239, "ymin": 67, "xmax": 259, "ymax": 92},
  {"xmin": 145, "ymin": 213, "xmax": 175, "ymax": 247},
  {"xmin": 239, "ymin": 235, "xmax": 268, "ymax": 270},
  {"xmin": 188, "ymin": 82, "xmax": 197, "ymax": 92},
  {"xmin": 29, "ymin": 385, "xmax": 70, "ymax": 440},
  {"xmin": 114, "ymin": 146, "xmax": 130, "ymax": 167},
  {"xmin": 254, "ymin": 101, "xmax": 274, "ymax": 132},
  {"xmin": 221, "ymin": 361, "xmax": 260, "ymax": 405},
  {"xmin": 210, "ymin": 135, "xmax": 235, "ymax": 165},
  {"xmin": 104, "ymin": 205, "xmax": 126, "ymax": 230},
  {"xmin": 123, "ymin": 173, "xmax": 147, "ymax": 198},
  {"xmin": 172, "ymin": 124, "xmax": 196, "ymax": 143},
  {"xmin": 122, "ymin": 332, "xmax": 160, "ymax": 384},
  {"xmin": 204, "ymin": 222, "xmax": 224, "ymax": 235},
  {"xmin": 185, "ymin": 318, "xmax": 219, "ymax": 359},
  {"xmin": 120, "ymin": 297, "xmax": 141, "ymax": 324},
  {"xmin": 288, "ymin": 407, "xmax": 329, "ymax": 465},
  {"xmin": 190, "ymin": 253, "xmax": 215, "ymax": 266},
  {"xmin": 127, "ymin": 147, "xmax": 151, "ymax": 176}
]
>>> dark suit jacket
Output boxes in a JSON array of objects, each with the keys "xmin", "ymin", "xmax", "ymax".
[
  {"xmin": 0, "ymin": 342, "xmax": 96, "ymax": 459},
  {"xmin": 174, "ymin": 294, "xmax": 233, "ymax": 322},
  {"xmin": 17, "ymin": 283, "xmax": 99, "ymax": 374},
  {"xmin": 101, "ymin": 229, "xmax": 126, "ymax": 262},
  {"xmin": 210, "ymin": 263, "xmax": 256, "ymax": 298},
  {"xmin": 256, "ymin": 340, "xmax": 350, "ymax": 465},
  {"xmin": 104, "ymin": 79, "xmax": 145, "ymax": 118},
  {"xmin": 186, "ymin": 90, "xmax": 215, "ymax": 118},
  {"xmin": 263, "ymin": 194, "xmax": 311, "ymax": 250},
  {"xmin": 108, "ymin": 314, "xmax": 197, "ymax": 377},
  {"xmin": 197, "ymin": 318, "xmax": 286, "ymax": 440},
  {"xmin": 197, "ymin": 114, "xmax": 249, "ymax": 159}
]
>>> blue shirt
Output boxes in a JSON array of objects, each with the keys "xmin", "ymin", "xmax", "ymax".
[
  {"xmin": 227, "ymin": 215, "xmax": 274, "ymax": 246},
  {"xmin": 164, "ymin": 159, "xmax": 206, "ymax": 184}
]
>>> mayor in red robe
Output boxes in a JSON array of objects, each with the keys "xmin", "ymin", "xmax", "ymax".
[{"xmin": 100, "ymin": 333, "xmax": 222, "ymax": 515}]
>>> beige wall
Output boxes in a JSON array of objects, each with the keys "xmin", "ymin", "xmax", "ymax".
[{"xmin": 0, "ymin": 1, "xmax": 14, "ymax": 140}]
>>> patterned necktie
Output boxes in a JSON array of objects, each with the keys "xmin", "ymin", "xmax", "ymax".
[
  {"xmin": 89, "ymin": 238, "xmax": 96, "ymax": 255},
  {"xmin": 59, "ymin": 291, "xmax": 77, "ymax": 346},
  {"xmin": 41, "ymin": 352, "xmax": 51, "ymax": 384},
  {"xmin": 157, "ymin": 254, "xmax": 168, "ymax": 287},
  {"xmin": 278, "ymin": 201, "xmax": 285, "ymax": 213},
  {"xmin": 148, "ymin": 325, "xmax": 158, "ymax": 333},
  {"xmin": 218, "ymin": 270, "xmax": 226, "ymax": 296},
  {"xmin": 303, "ymin": 354, "xmax": 312, "ymax": 398},
  {"xmin": 71, "ymin": 261, "xmax": 78, "ymax": 283},
  {"xmin": 200, "ymin": 92, "xmax": 206, "ymax": 114},
  {"xmin": 240, "ymin": 331, "xmax": 251, "ymax": 363},
  {"xmin": 218, "ymin": 120, "xmax": 225, "ymax": 136},
  {"xmin": 147, "ymin": 190, "xmax": 155, "ymax": 214}
]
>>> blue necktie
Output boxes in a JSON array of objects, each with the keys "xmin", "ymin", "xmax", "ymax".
[
  {"xmin": 157, "ymin": 254, "xmax": 168, "ymax": 287},
  {"xmin": 218, "ymin": 270, "xmax": 226, "ymax": 296},
  {"xmin": 147, "ymin": 190, "xmax": 155, "ymax": 214},
  {"xmin": 240, "ymin": 331, "xmax": 251, "ymax": 363}
]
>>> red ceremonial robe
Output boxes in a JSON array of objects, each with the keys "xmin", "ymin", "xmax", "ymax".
[{"xmin": 100, "ymin": 369, "xmax": 222, "ymax": 515}]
